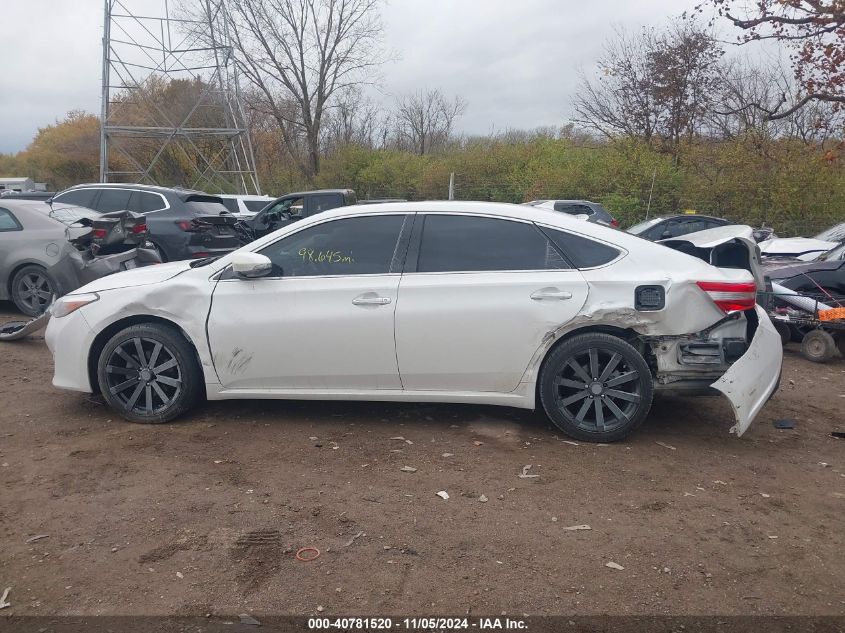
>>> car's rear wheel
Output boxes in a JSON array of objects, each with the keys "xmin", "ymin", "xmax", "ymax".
[
  {"xmin": 97, "ymin": 323, "xmax": 202, "ymax": 423},
  {"xmin": 539, "ymin": 333, "xmax": 654, "ymax": 442},
  {"xmin": 11, "ymin": 265, "xmax": 56, "ymax": 317}
]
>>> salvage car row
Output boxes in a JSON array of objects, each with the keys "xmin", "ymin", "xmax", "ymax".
[{"xmin": 4, "ymin": 183, "xmax": 842, "ymax": 442}]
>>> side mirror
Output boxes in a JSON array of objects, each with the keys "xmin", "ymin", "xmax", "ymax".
[{"xmin": 231, "ymin": 252, "xmax": 272, "ymax": 278}]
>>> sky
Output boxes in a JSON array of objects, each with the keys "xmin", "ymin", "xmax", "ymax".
[{"xmin": 0, "ymin": 0, "xmax": 705, "ymax": 154}]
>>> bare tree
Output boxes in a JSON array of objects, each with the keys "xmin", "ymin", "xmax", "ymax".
[
  {"xmin": 573, "ymin": 21, "xmax": 723, "ymax": 158},
  {"xmin": 223, "ymin": 0, "xmax": 386, "ymax": 181},
  {"xmin": 321, "ymin": 88, "xmax": 386, "ymax": 153},
  {"xmin": 393, "ymin": 89, "xmax": 467, "ymax": 155}
]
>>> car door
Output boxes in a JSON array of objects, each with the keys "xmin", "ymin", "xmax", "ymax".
[
  {"xmin": 394, "ymin": 213, "xmax": 590, "ymax": 393},
  {"xmin": 207, "ymin": 213, "xmax": 411, "ymax": 390}
]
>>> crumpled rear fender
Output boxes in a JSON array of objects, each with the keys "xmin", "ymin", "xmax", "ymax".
[{"xmin": 711, "ymin": 305, "xmax": 783, "ymax": 436}]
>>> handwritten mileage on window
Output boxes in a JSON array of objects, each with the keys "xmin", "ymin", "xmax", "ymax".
[{"xmin": 299, "ymin": 248, "xmax": 355, "ymax": 264}]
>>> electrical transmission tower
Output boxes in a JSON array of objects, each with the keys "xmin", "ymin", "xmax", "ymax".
[{"xmin": 100, "ymin": 0, "xmax": 260, "ymax": 194}]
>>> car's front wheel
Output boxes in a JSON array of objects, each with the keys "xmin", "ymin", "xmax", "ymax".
[
  {"xmin": 97, "ymin": 323, "xmax": 202, "ymax": 423},
  {"xmin": 539, "ymin": 333, "xmax": 654, "ymax": 442}
]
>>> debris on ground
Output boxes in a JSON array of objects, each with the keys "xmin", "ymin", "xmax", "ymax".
[
  {"xmin": 442, "ymin": 453, "xmax": 454, "ymax": 457},
  {"xmin": 656, "ymin": 441, "xmax": 677, "ymax": 451},
  {"xmin": 436, "ymin": 490, "xmax": 450, "ymax": 500},
  {"xmin": 473, "ymin": 441, "xmax": 484, "ymax": 446},
  {"xmin": 478, "ymin": 494, "xmax": 488, "ymax": 503},
  {"xmin": 551, "ymin": 516, "xmax": 558, "ymax": 522},
  {"xmin": 518, "ymin": 465, "xmax": 539, "ymax": 479},
  {"xmin": 25, "ymin": 534, "xmax": 49, "ymax": 543},
  {"xmin": 773, "ymin": 419, "xmax": 795, "ymax": 429},
  {"xmin": 761, "ymin": 493, "xmax": 771, "ymax": 498},
  {"xmin": 296, "ymin": 547, "xmax": 321, "ymax": 561},
  {"xmin": 562, "ymin": 524, "xmax": 592, "ymax": 531},
  {"xmin": 562, "ymin": 440, "xmax": 579, "ymax": 446},
  {"xmin": 400, "ymin": 466, "xmax": 417, "ymax": 473},
  {"xmin": 390, "ymin": 436, "xmax": 405, "ymax": 441},
  {"xmin": 344, "ymin": 531, "xmax": 364, "ymax": 547},
  {"xmin": 0, "ymin": 587, "xmax": 10, "ymax": 609},
  {"xmin": 176, "ymin": 571, "xmax": 184, "ymax": 579},
  {"xmin": 316, "ymin": 606, "xmax": 325, "ymax": 612},
  {"xmin": 239, "ymin": 614, "xmax": 261, "ymax": 626},
  {"xmin": 605, "ymin": 562, "xmax": 624, "ymax": 570},
  {"xmin": 831, "ymin": 431, "xmax": 845, "ymax": 439}
]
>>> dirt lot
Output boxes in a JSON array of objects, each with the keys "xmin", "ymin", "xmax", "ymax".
[{"xmin": 0, "ymin": 301, "xmax": 843, "ymax": 618}]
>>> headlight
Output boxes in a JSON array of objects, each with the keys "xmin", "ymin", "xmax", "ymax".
[{"xmin": 52, "ymin": 293, "xmax": 99, "ymax": 318}]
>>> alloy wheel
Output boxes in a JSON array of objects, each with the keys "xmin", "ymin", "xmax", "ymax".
[
  {"xmin": 552, "ymin": 346, "xmax": 642, "ymax": 433},
  {"xmin": 104, "ymin": 337, "xmax": 183, "ymax": 415},
  {"xmin": 16, "ymin": 272, "xmax": 52, "ymax": 314}
]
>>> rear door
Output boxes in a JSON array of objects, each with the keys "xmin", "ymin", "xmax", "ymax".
[{"xmin": 394, "ymin": 213, "xmax": 589, "ymax": 393}]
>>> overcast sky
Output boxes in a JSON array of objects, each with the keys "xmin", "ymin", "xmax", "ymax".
[{"xmin": 0, "ymin": 0, "xmax": 703, "ymax": 154}]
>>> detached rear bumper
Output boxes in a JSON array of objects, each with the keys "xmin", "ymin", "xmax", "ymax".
[{"xmin": 710, "ymin": 305, "xmax": 783, "ymax": 437}]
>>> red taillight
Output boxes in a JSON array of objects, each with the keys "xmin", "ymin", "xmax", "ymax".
[
  {"xmin": 131, "ymin": 223, "xmax": 147, "ymax": 234},
  {"xmin": 696, "ymin": 281, "xmax": 757, "ymax": 313},
  {"xmin": 92, "ymin": 228, "xmax": 107, "ymax": 239},
  {"xmin": 610, "ymin": 218, "xmax": 620, "ymax": 228},
  {"xmin": 175, "ymin": 219, "xmax": 195, "ymax": 232}
]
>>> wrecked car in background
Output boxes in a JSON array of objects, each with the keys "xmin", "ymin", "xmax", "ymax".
[
  {"xmin": 44, "ymin": 201, "xmax": 781, "ymax": 442},
  {"xmin": 759, "ymin": 221, "xmax": 845, "ymax": 261},
  {"xmin": 0, "ymin": 200, "xmax": 160, "ymax": 338},
  {"xmin": 49, "ymin": 183, "xmax": 241, "ymax": 262}
]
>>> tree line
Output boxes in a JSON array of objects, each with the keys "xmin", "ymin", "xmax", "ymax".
[{"xmin": 1, "ymin": 0, "xmax": 844, "ymax": 235}]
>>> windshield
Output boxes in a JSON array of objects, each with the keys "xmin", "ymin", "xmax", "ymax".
[
  {"xmin": 48, "ymin": 206, "xmax": 101, "ymax": 226},
  {"xmin": 626, "ymin": 217, "xmax": 663, "ymax": 235},
  {"xmin": 815, "ymin": 222, "xmax": 845, "ymax": 241},
  {"xmin": 823, "ymin": 242, "xmax": 845, "ymax": 261}
]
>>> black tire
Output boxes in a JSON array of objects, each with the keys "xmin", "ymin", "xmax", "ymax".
[
  {"xmin": 539, "ymin": 333, "xmax": 654, "ymax": 442},
  {"xmin": 10, "ymin": 265, "xmax": 57, "ymax": 317},
  {"xmin": 96, "ymin": 323, "xmax": 202, "ymax": 424},
  {"xmin": 801, "ymin": 329, "xmax": 836, "ymax": 363},
  {"xmin": 773, "ymin": 321, "xmax": 791, "ymax": 347}
]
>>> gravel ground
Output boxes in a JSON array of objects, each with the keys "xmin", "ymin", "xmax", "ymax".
[{"xmin": 0, "ymin": 301, "xmax": 843, "ymax": 618}]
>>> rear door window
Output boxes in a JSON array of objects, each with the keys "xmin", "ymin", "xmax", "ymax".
[
  {"xmin": 244, "ymin": 200, "xmax": 269, "ymax": 212},
  {"xmin": 128, "ymin": 191, "xmax": 167, "ymax": 214},
  {"xmin": 96, "ymin": 189, "xmax": 133, "ymax": 213},
  {"xmin": 539, "ymin": 226, "xmax": 621, "ymax": 268},
  {"xmin": 308, "ymin": 194, "xmax": 342, "ymax": 215},
  {"xmin": 415, "ymin": 215, "xmax": 568, "ymax": 273},
  {"xmin": 0, "ymin": 208, "xmax": 22, "ymax": 231},
  {"xmin": 258, "ymin": 215, "xmax": 407, "ymax": 277}
]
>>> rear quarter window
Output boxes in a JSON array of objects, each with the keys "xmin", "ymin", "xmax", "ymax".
[
  {"xmin": 0, "ymin": 207, "xmax": 22, "ymax": 231},
  {"xmin": 540, "ymin": 226, "xmax": 621, "ymax": 268}
]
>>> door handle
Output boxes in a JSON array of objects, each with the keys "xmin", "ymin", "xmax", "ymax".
[
  {"xmin": 530, "ymin": 289, "xmax": 573, "ymax": 301},
  {"xmin": 352, "ymin": 296, "xmax": 392, "ymax": 306}
]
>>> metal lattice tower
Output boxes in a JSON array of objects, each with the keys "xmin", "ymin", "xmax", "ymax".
[{"xmin": 100, "ymin": 0, "xmax": 260, "ymax": 194}]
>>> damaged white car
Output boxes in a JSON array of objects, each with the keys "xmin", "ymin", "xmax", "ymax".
[{"xmin": 45, "ymin": 202, "xmax": 782, "ymax": 442}]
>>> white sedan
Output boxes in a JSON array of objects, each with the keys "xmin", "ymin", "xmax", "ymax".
[{"xmin": 45, "ymin": 202, "xmax": 782, "ymax": 442}]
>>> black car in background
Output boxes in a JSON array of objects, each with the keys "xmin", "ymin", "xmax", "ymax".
[
  {"xmin": 764, "ymin": 241, "xmax": 845, "ymax": 300},
  {"xmin": 50, "ymin": 184, "xmax": 239, "ymax": 262},
  {"xmin": 627, "ymin": 214, "xmax": 734, "ymax": 241}
]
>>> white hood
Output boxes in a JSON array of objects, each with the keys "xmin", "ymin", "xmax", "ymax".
[
  {"xmin": 70, "ymin": 261, "xmax": 192, "ymax": 294},
  {"xmin": 760, "ymin": 237, "xmax": 837, "ymax": 260}
]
